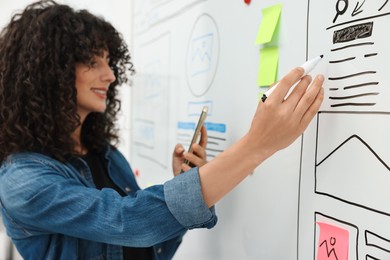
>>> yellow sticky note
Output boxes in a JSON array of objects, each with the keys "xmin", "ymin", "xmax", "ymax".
[
  {"xmin": 255, "ymin": 4, "xmax": 282, "ymax": 45},
  {"xmin": 257, "ymin": 46, "xmax": 279, "ymax": 87}
]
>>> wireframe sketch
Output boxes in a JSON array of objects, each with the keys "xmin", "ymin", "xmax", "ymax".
[
  {"xmin": 133, "ymin": 33, "xmax": 171, "ymax": 169},
  {"xmin": 176, "ymin": 101, "xmax": 227, "ymax": 161},
  {"xmin": 134, "ymin": 0, "xmax": 205, "ymax": 34},
  {"xmin": 299, "ymin": 1, "xmax": 390, "ymax": 259}
]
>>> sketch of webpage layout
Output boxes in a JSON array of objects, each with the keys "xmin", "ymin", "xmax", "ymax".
[
  {"xmin": 299, "ymin": 1, "xmax": 390, "ymax": 259},
  {"xmin": 133, "ymin": 0, "xmax": 206, "ymax": 34}
]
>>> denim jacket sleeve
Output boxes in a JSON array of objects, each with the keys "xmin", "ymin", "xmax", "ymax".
[{"xmin": 0, "ymin": 153, "xmax": 217, "ymax": 248}]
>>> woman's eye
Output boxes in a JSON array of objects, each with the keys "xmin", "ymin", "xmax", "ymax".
[{"xmin": 90, "ymin": 61, "xmax": 98, "ymax": 68}]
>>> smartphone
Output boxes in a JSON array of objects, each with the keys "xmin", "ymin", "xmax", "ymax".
[{"xmin": 184, "ymin": 106, "xmax": 208, "ymax": 167}]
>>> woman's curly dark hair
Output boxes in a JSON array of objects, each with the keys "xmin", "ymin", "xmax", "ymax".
[{"xmin": 0, "ymin": 0, "xmax": 134, "ymax": 162}]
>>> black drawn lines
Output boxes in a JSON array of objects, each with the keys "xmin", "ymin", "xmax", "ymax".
[
  {"xmin": 314, "ymin": 213, "xmax": 359, "ymax": 260},
  {"xmin": 379, "ymin": 0, "xmax": 389, "ymax": 11},
  {"xmin": 329, "ymin": 57, "xmax": 356, "ymax": 63},
  {"xmin": 333, "ymin": 0, "xmax": 349, "ymax": 23},
  {"xmin": 331, "ymin": 42, "xmax": 374, "ymax": 52},
  {"xmin": 352, "ymin": 0, "xmax": 366, "ymax": 17},
  {"xmin": 328, "ymin": 53, "xmax": 377, "ymax": 64},
  {"xmin": 329, "ymin": 92, "xmax": 378, "ymax": 107},
  {"xmin": 333, "ymin": 22, "xmax": 373, "ymax": 43},
  {"xmin": 366, "ymin": 230, "xmax": 390, "ymax": 254},
  {"xmin": 319, "ymin": 237, "xmax": 339, "ymax": 260},
  {"xmin": 343, "ymin": 82, "xmax": 379, "ymax": 90},
  {"xmin": 331, "ymin": 102, "xmax": 376, "ymax": 107},
  {"xmin": 328, "ymin": 11, "xmax": 390, "ymax": 30},
  {"xmin": 328, "ymin": 71, "xmax": 376, "ymax": 80},
  {"xmin": 316, "ymin": 134, "xmax": 390, "ymax": 171},
  {"xmin": 329, "ymin": 92, "xmax": 379, "ymax": 100},
  {"xmin": 364, "ymin": 53, "xmax": 378, "ymax": 58}
]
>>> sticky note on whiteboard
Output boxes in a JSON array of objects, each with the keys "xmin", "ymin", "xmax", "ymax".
[
  {"xmin": 316, "ymin": 222, "xmax": 349, "ymax": 260},
  {"xmin": 255, "ymin": 4, "xmax": 282, "ymax": 44},
  {"xmin": 257, "ymin": 46, "xmax": 279, "ymax": 87}
]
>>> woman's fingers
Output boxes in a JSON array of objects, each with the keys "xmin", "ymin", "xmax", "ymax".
[
  {"xmin": 299, "ymin": 82, "xmax": 324, "ymax": 128},
  {"xmin": 198, "ymin": 126, "xmax": 208, "ymax": 148},
  {"xmin": 294, "ymin": 74, "xmax": 324, "ymax": 120},
  {"xmin": 284, "ymin": 75, "xmax": 312, "ymax": 109},
  {"xmin": 183, "ymin": 143, "xmax": 207, "ymax": 168},
  {"xmin": 271, "ymin": 67, "xmax": 305, "ymax": 103}
]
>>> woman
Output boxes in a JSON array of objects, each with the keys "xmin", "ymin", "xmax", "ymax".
[{"xmin": 0, "ymin": 1, "xmax": 324, "ymax": 259}]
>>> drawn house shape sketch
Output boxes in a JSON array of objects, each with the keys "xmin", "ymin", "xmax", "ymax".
[{"xmin": 298, "ymin": 1, "xmax": 390, "ymax": 259}]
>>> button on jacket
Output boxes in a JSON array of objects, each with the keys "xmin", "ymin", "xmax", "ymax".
[{"xmin": 0, "ymin": 146, "xmax": 217, "ymax": 259}]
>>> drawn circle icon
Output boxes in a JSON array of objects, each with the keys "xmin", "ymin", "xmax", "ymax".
[{"xmin": 186, "ymin": 14, "xmax": 220, "ymax": 97}]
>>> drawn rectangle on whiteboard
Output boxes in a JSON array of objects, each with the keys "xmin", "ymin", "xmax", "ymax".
[
  {"xmin": 134, "ymin": 119, "xmax": 155, "ymax": 148},
  {"xmin": 187, "ymin": 101, "xmax": 212, "ymax": 116},
  {"xmin": 133, "ymin": 33, "xmax": 171, "ymax": 168},
  {"xmin": 315, "ymin": 212, "xmax": 358, "ymax": 260},
  {"xmin": 333, "ymin": 22, "xmax": 373, "ymax": 43},
  {"xmin": 315, "ymin": 111, "xmax": 390, "ymax": 216},
  {"xmin": 366, "ymin": 230, "xmax": 390, "ymax": 253},
  {"xmin": 134, "ymin": 0, "xmax": 205, "ymax": 34}
]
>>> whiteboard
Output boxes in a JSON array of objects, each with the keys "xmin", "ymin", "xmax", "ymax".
[
  {"xmin": 131, "ymin": 1, "xmax": 307, "ymax": 259},
  {"xmin": 130, "ymin": 0, "xmax": 390, "ymax": 259}
]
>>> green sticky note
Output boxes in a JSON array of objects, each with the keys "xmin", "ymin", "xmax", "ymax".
[
  {"xmin": 257, "ymin": 46, "xmax": 279, "ymax": 87},
  {"xmin": 255, "ymin": 4, "xmax": 282, "ymax": 44}
]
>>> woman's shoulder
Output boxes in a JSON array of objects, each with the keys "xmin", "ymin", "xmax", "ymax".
[
  {"xmin": 0, "ymin": 153, "xmax": 65, "ymax": 197},
  {"xmin": 1, "ymin": 152, "xmax": 69, "ymax": 177},
  {"xmin": 3, "ymin": 152, "xmax": 60, "ymax": 166}
]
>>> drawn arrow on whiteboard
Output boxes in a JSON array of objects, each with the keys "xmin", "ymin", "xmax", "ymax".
[{"xmin": 352, "ymin": 0, "xmax": 365, "ymax": 16}]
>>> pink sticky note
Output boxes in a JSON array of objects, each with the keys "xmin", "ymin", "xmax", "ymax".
[{"xmin": 316, "ymin": 222, "xmax": 349, "ymax": 260}]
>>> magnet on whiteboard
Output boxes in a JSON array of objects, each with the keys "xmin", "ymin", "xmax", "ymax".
[{"xmin": 244, "ymin": 0, "xmax": 251, "ymax": 5}]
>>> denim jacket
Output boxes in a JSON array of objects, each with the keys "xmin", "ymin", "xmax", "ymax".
[{"xmin": 0, "ymin": 146, "xmax": 217, "ymax": 259}]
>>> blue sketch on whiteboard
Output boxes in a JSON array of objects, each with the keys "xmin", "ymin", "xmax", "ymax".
[
  {"xmin": 187, "ymin": 100, "xmax": 213, "ymax": 116},
  {"xmin": 186, "ymin": 14, "xmax": 219, "ymax": 97},
  {"xmin": 177, "ymin": 122, "xmax": 196, "ymax": 130},
  {"xmin": 144, "ymin": 60, "xmax": 164, "ymax": 99},
  {"xmin": 190, "ymin": 33, "xmax": 214, "ymax": 77},
  {"xmin": 133, "ymin": 33, "xmax": 171, "ymax": 169},
  {"xmin": 177, "ymin": 119, "xmax": 227, "ymax": 161},
  {"xmin": 204, "ymin": 122, "xmax": 225, "ymax": 133},
  {"xmin": 134, "ymin": 120, "xmax": 155, "ymax": 149},
  {"xmin": 177, "ymin": 100, "xmax": 226, "ymax": 160},
  {"xmin": 133, "ymin": 0, "xmax": 205, "ymax": 34}
]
